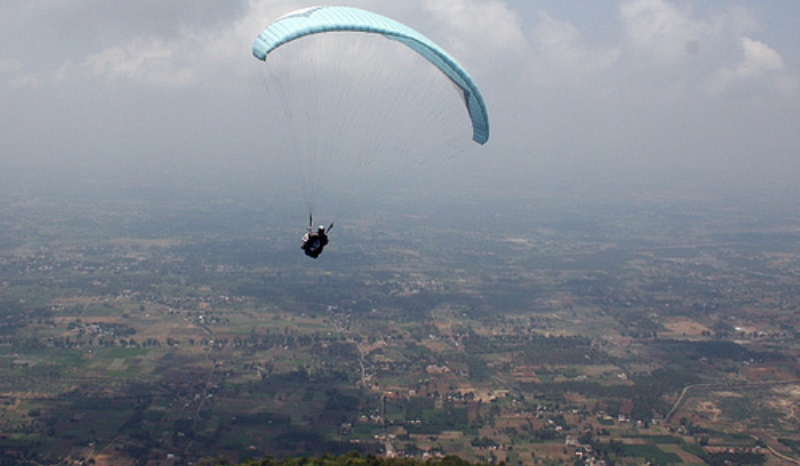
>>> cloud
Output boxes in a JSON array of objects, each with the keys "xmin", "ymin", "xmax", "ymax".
[
  {"xmin": 0, "ymin": 59, "xmax": 22, "ymax": 74},
  {"xmin": 0, "ymin": 59, "xmax": 40, "ymax": 88},
  {"xmin": 616, "ymin": 0, "xmax": 797, "ymax": 97},
  {"xmin": 0, "ymin": 58, "xmax": 48, "ymax": 89},
  {"xmin": 423, "ymin": 0, "xmax": 527, "ymax": 58},
  {"xmin": 530, "ymin": 11, "xmax": 619, "ymax": 81},
  {"xmin": 74, "ymin": 1, "xmax": 306, "ymax": 90},
  {"xmin": 708, "ymin": 37, "xmax": 796, "ymax": 93},
  {"xmin": 83, "ymin": 38, "xmax": 196, "ymax": 88},
  {"xmin": 9, "ymin": 73, "xmax": 44, "ymax": 89},
  {"xmin": 735, "ymin": 37, "xmax": 784, "ymax": 77},
  {"xmin": 619, "ymin": 0, "xmax": 710, "ymax": 62}
]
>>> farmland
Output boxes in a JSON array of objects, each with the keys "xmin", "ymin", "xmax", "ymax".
[{"xmin": 0, "ymin": 186, "xmax": 799, "ymax": 465}]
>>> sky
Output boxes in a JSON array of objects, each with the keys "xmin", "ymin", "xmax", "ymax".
[{"xmin": 2, "ymin": 0, "xmax": 800, "ymax": 210}]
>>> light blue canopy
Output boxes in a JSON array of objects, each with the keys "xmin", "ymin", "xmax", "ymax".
[{"xmin": 253, "ymin": 5, "xmax": 489, "ymax": 145}]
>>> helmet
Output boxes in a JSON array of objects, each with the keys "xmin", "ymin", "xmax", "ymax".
[{"xmin": 318, "ymin": 225, "xmax": 326, "ymax": 231}]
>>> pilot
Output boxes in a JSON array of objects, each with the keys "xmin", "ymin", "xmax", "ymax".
[{"xmin": 301, "ymin": 225, "xmax": 329, "ymax": 259}]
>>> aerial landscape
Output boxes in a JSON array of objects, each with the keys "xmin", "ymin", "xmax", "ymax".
[
  {"xmin": 1, "ymin": 182, "xmax": 799, "ymax": 465},
  {"xmin": 2, "ymin": 1, "xmax": 800, "ymax": 465}
]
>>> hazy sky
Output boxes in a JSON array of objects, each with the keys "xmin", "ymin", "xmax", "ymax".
[{"xmin": 2, "ymin": 0, "xmax": 799, "ymax": 206}]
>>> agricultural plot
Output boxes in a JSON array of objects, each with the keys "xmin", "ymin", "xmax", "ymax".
[{"xmin": 0, "ymin": 192, "xmax": 799, "ymax": 465}]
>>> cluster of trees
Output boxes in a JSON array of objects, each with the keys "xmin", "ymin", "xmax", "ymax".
[
  {"xmin": 533, "ymin": 368, "xmax": 700, "ymax": 422},
  {"xmin": 203, "ymin": 452, "xmax": 489, "ymax": 466}
]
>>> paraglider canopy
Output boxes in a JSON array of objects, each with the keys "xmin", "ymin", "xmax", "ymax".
[{"xmin": 253, "ymin": 5, "xmax": 489, "ymax": 144}]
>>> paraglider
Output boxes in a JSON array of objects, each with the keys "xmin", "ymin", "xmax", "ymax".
[
  {"xmin": 252, "ymin": 6, "xmax": 489, "ymax": 258},
  {"xmin": 301, "ymin": 222, "xmax": 332, "ymax": 259},
  {"xmin": 253, "ymin": 5, "xmax": 489, "ymax": 144}
]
